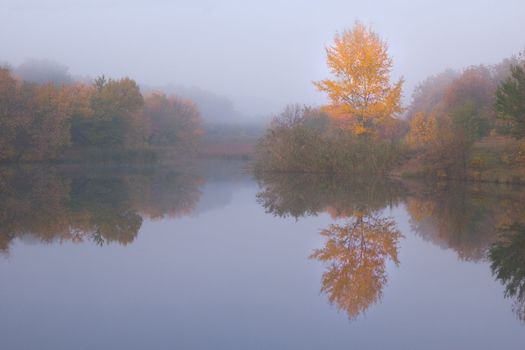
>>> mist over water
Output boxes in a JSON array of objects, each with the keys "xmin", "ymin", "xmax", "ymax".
[{"xmin": 2, "ymin": 2, "xmax": 525, "ymax": 349}]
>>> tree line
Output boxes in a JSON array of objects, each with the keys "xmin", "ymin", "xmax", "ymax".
[
  {"xmin": 0, "ymin": 67, "xmax": 203, "ymax": 161},
  {"xmin": 405, "ymin": 54, "xmax": 525, "ymax": 177},
  {"xmin": 255, "ymin": 22, "xmax": 525, "ymax": 180}
]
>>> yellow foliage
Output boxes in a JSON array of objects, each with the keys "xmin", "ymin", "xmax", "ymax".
[
  {"xmin": 406, "ymin": 197, "xmax": 436, "ymax": 222},
  {"xmin": 406, "ymin": 112, "xmax": 438, "ymax": 148},
  {"xmin": 352, "ymin": 122, "xmax": 368, "ymax": 136},
  {"xmin": 311, "ymin": 214, "xmax": 402, "ymax": 319},
  {"xmin": 314, "ymin": 22, "xmax": 404, "ymax": 135}
]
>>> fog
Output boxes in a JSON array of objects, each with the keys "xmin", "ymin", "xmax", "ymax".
[{"xmin": 1, "ymin": 0, "xmax": 524, "ymax": 119}]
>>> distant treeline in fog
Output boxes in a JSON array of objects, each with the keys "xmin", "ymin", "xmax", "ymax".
[
  {"xmin": 0, "ymin": 59, "xmax": 265, "ymax": 162},
  {"xmin": 0, "ymin": 63, "xmax": 205, "ymax": 161},
  {"xmin": 7, "ymin": 59, "xmax": 252, "ymax": 124}
]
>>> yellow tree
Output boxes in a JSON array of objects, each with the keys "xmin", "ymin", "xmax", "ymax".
[
  {"xmin": 310, "ymin": 213, "xmax": 402, "ymax": 319},
  {"xmin": 314, "ymin": 22, "xmax": 403, "ymax": 135}
]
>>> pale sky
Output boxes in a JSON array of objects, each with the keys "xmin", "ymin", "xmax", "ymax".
[{"xmin": 1, "ymin": 0, "xmax": 524, "ymax": 117}]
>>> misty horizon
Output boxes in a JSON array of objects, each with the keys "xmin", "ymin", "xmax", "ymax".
[{"xmin": 2, "ymin": 0, "xmax": 524, "ymax": 119}]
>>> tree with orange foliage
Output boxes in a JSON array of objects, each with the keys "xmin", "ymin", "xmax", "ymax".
[
  {"xmin": 314, "ymin": 22, "xmax": 403, "ymax": 135},
  {"xmin": 0, "ymin": 73, "xmax": 72, "ymax": 160},
  {"xmin": 22, "ymin": 83, "xmax": 72, "ymax": 160},
  {"xmin": 0, "ymin": 67, "xmax": 22, "ymax": 160},
  {"xmin": 311, "ymin": 213, "xmax": 402, "ymax": 319},
  {"xmin": 406, "ymin": 112, "xmax": 438, "ymax": 149},
  {"xmin": 144, "ymin": 91, "xmax": 203, "ymax": 152}
]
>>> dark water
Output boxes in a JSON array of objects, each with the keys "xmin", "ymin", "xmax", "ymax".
[{"xmin": 1, "ymin": 161, "xmax": 525, "ymax": 349}]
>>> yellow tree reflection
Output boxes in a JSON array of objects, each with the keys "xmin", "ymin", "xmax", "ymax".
[{"xmin": 311, "ymin": 213, "xmax": 402, "ymax": 319}]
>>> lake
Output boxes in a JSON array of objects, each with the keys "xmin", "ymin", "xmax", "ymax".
[{"xmin": 1, "ymin": 160, "xmax": 524, "ymax": 349}]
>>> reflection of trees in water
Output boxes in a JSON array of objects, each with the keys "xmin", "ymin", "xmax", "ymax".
[
  {"xmin": 393, "ymin": 179, "xmax": 525, "ymax": 323},
  {"xmin": 256, "ymin": 173, "xmax": 525, "ymax": 322},
  {"xmin": 255, "ymin": 172, "xmax": 403, "ymax": 319},
  {"xmin": 255, "ymin": 172, "xmax": 404, "ymax": 219},
  {"xmin": 0, "ymin": 167, "xmax": 72, "ymax": 252},
  {"xmin": 490, "ymin": 223, "xmax": 525, "ymax": 321},
  {"xmin": 406, "ymin": 182, "xmax": 525, "ymax": 324},
  {"xmin": 68, "ymin": 176, "xmax": 142, "ymax": 245},
  {"xmin": 406, "ymin": 181, "xmax": 525, "ymax": 261},
  {"xmin": 311, "ymin": 213, "xmax": 402, "ymax": 319},
  {"xmin": 127, "ymin": 171, "xmax": 203, "ymax": 219},
  {"xmin": 0, "ymin": 165, "xmax": 204, "ymax": 253}
]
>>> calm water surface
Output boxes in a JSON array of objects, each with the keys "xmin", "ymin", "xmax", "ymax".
[{"xmin": 1, "ymin": 161, "xmax": 525, "ymax": 349}]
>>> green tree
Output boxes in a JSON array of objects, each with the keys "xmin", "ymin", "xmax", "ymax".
[
  {"xmin": 444, "ymin": 66, "xmax": 496, "ymax": 140},
  {"xmin": 490, "ymin": 223, "xmax": 525, "ymax": 320},
  {"xmin": 495, "ymin": 64, "xmax": 525, "ymax": 139},
  {"xmin": 73, "ymin": 77, "xmax": 145, "ymax": 148}
]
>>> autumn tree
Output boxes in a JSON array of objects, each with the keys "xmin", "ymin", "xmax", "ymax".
[
  {"xmin": 0, "ymin": 72, "xmax": 71, "ymax": 161},
  {"xmin": 429, "ymin": 66, "xmax": 496, "ymax": 174},
  {"xmin": 444, "ymin": 66, "xmax": 496, "ymax": 140},
  {"xmin": 407, "ymin": 69, "xmax": 458, "ymax": 119},
  {"xmin": 405, "ymin": 70, "xmax": 458, "ymax": 153},
  {"xmin": 314, "ymin": 22, "xmax": 403, "ymax": 135},
  {"xmin": 311, "ymin": 213, "xmax": 402, "ymax": 319},
  {"xmin": 406, "ymin": 64, "xmax": 502, "ymax": 176},
  {"xmin": 74, "ymin": 77, "xmax": 145, "ymax": 148},
  {"xmin": 144, "ymin": 91, "xmax": 203, "ymax": 152},
  {"xmin": 495, "ymin": 63, "xmax": 525, "ymax": 139},
  {"xmin": 0, "ymin": 67, "xmax": 22, "ymax": 160},
  {"xmin": 405, "ymin": 112, "xmax": 438, "ymax": 149},
  {"xmin": 23, "ymin": 83, "xmax": 72, "ymax": 160}
]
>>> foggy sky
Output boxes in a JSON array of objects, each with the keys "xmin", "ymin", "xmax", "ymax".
[{"xmin": 1, "ymin": 0, "xmax": 524, "ymax": 117}]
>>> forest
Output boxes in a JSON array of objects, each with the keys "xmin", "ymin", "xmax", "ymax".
[{"xmin": 0, "ymin": 66, "xmax": 204, "ymax": 162}]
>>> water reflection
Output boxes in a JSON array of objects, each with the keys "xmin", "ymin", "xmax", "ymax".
[
  {"xmin": 255, "ymin": 172, "xmax": 525, "ymax": 322},
  {"xmin": 311, "ymin": 214, "xmax": 402, "ymax": 319},
  {"xmin": 490, "ymin": 223, "xmax": 525, "ymax": 321},
  {"xmin": 0, "ymin": 165, "xmax": 203, "ymax": 253},
  {"xmin": 406, "ymin": 181, "xmax": 525, "ymax": 261},
  {"xmin": 256, "ymin": 172, "xmax": 404, "ymax": 318},
  {"xmin": 3, "ymin": 164, "xmax": 525, "ymax": 328},
  {"xmin": 255, "ymin": 172, "xmax": 404, "ymax": 219}
]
